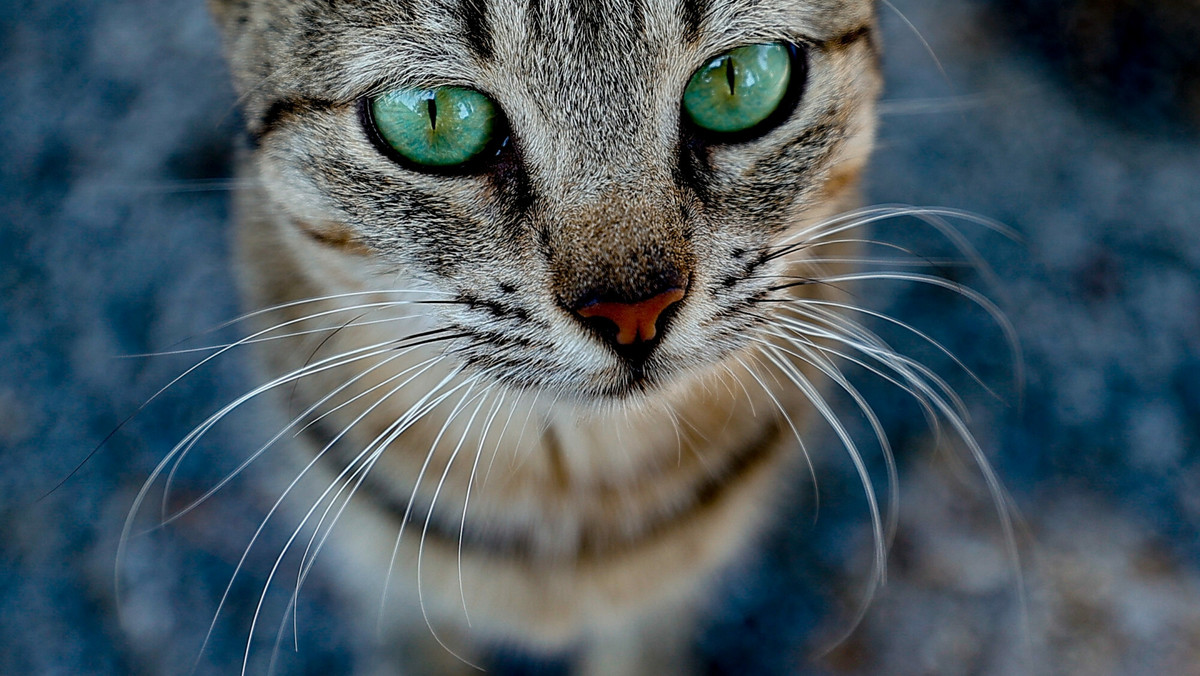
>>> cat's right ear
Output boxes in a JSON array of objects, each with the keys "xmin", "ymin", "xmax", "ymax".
[{"xmin": 208, "ymin": 0, "xmax": 248, "ymax": 39}]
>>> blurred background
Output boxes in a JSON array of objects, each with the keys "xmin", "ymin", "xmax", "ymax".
[{"xmin": 2, "ymin": 0, "xmax": 1198, "ymax": 673}]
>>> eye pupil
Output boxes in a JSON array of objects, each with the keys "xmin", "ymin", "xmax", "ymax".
[
  {"xmin": 725, "ymin": 57, "xmax": 736, "ymax": 96},
  {"xmin": 426, "ymin": 97, "xmax": 438, "ymax": 131}
]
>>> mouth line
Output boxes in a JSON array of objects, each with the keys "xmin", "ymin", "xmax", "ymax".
[{"xmin": 592, "ymin": 361, "xmax": 668, "ymax": 400}]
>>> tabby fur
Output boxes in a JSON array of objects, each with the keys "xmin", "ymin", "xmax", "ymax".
[{"xmin": 206, "ymin": 0, "xmax": 881, "ymax": 672}]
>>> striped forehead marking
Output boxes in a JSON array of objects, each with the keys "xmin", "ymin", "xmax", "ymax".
[{"xmin": 451, "ymin": 0, "xmax": 714, "ymax": 59}]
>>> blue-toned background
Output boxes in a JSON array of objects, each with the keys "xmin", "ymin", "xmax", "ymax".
[{"xmin": 3, "ymin": 1, "xmax": 1198, "ymax": 673}]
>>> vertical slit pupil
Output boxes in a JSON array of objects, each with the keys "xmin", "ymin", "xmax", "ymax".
[
  {"xmin": 426, "ymin": 97, "xmax": 438, "ymax": 131},
  {"xmin": 724, "ymin": 57, "xmax": 736, "ymax": 95}
]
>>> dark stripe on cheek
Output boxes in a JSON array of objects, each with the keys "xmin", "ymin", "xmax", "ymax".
[
  {"xmin": 458, "ymin": 0, "xmax": 495, "ymax": 61},
  {"xmin": 749, "ymin": 120, "xmax": 840, "ymax": 192},
  {"xmin": 820, "ymin": 24, "xmax": 873, "ymax": 52},
  {"xmin": 297, "ymin": 220, "xmax": 373, "ymax": 255},
  {"xmin": 678, "ymin": 0, "xmax": 709, "ymax": 42},
  {"xmin": 255, "ymin": 99, "xmax": 305, "ymax": 144},
  {"xmin": 777, "ymin": 121, "xmax": 838, "ymax": 158},
  {"xmin": 254, "ymin": 97, "xmax": 333, "ymax": 145}
]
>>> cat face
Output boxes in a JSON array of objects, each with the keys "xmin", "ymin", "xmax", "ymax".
[{"xmin": 211, "ymin": 0, "xmax": 879, "ymax": 400}]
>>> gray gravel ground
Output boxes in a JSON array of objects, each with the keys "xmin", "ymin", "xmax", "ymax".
[{"xmin": 2, "ymin": 1, "xmax": 1198, "ymax": 674}]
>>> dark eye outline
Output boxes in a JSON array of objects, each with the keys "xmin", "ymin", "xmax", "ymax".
[
  {"xmin": 358, "ymin": 91, "xmax": 513, "ymax": 176},
  {"xmin": 680, "ymin": 42, "xmax": 809, "ymax": 146}
]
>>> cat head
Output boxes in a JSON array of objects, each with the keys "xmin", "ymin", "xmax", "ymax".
[{"xmin": 210, "ymin": 0, "xmax": 880, "ymax": 401}]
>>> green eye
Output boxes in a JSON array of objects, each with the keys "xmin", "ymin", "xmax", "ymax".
[
  {"xmin": 368, "ymin": 87, "xmax": 497, "ymax": 168},
  {"xmin": 683, "ymin": 42, "xmax": 793, "ymax": 135}
]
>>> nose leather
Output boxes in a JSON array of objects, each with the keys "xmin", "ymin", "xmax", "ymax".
[{"xmin": 575, "ymin": 288, "xmax": 686, "ymax": 345}]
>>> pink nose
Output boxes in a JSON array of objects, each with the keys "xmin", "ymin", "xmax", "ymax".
[{"xmin": 575, "ymin": 288, "xmax": 686, "ymax": 345}]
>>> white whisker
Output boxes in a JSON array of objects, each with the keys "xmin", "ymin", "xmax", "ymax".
[
  {"xmin": 154, "ymin": 332, "xmax": 457, "ymax": 526},
  {"xmin": 418, "ymin": 383, "xmax": 493, "ymax": 637},
  {"xmin": 120, "ymin": 337, "xmax": 418, "ymax": 600},
  {"xmin": 753, "ymin": 331, "xmax": 900, "ymax": 538},
  {"xmin": 807, "ymin": 270, "xmax": 1022, "ymax": 392},
  {"xmin": 375, "ymin": 366, "xmax": 472, "ymax": 626},
  {"xmin": 411, "ymin": 376, "xmax": 492, "ymax": 671},
  {"xmin": 290, "ymin": 354, "xmax": 451, "ymax": 593},
  {"xmin": 196, "ymin": 351, "xmax": 448, "ymax": 672},
  {"xmin": 730, "ymin": 353, "xmax": 821, "ymax": 514},
  {"xmin": 458, "ymin": 389, "xmax": 507, "ymax": 626},
  {"xmin": 754, "ymin": 344, "xmax": 888, "ymax": 640},
  {"xmin": 486, "ymin": 389, "xmax": 540, "ymax": 485},
  {"xmin": 124, "ymin": 311, "xmax": 431, "ymax": 358},
  {"xmin": 769, "ymin": 309, "xmax": 967, "ymax": 420},
  {"xmin": 781, "ymin": 299, "xmax": 999, "ymax": 400}
]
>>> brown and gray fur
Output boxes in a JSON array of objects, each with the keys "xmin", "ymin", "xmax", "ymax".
[{"xmin": 202, "ymin": 0, "xmax": 884, "ymax": 672}]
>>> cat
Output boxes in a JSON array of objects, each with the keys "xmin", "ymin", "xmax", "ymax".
[{"xmin": 177, "ymin": 0, "xmax": 1001, "ymax": 672}]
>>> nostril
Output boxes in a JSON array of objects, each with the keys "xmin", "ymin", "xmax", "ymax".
[{"xmin": 574, "ymin": 287, "xmax": 687, "ymax": 346}]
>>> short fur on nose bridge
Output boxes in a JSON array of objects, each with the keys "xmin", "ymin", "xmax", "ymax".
[{"xmin": 575, "ymin": 288, "xmax": 686, "ymax": 345}]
